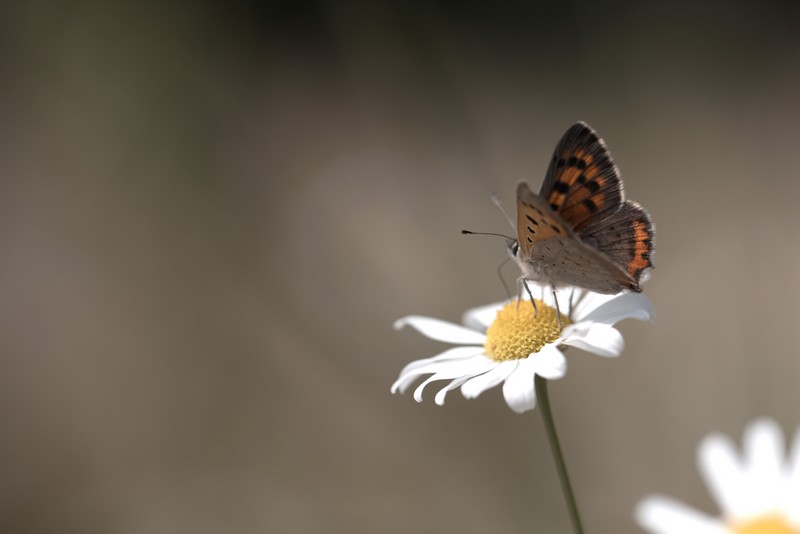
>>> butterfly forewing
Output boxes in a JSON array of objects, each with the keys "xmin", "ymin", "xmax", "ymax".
[
  {"xmin": 516, "ymin": 181, "xmax": 573, "ymax": 257},
  {"xmin": 540, "ymin": 122, "xmax": 623, "ymax": 233}
]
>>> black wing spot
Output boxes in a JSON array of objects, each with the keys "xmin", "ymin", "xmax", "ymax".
[
  {"xmin": 576, "ymin": 174, "xmax": 587, "ymax": 185},
  {"xmin": 567, "ymin": 156, "xmax": 579, "ymax": 167},
  {"xmin": 526, "ymin": 225, "xmax": 536, "ymax": 234},
  {"xmin": 552, "ymin": 181, "xmax": 569, "ymax": 194},
  {"xmin": 549, "ymin": 203, "xmax": 559, "ymax": 211},
  {"xmin": 525, "ymin": 214, "xmax": 539, "ymax": 225},
  {"xmin": 583, "ymin": 199, "xmax": 598, "ymax": 213},
  {"xmin": 549, "ymin": 224, "xmax": 563, "ymax": 234},
  {"xmin": 526, "ymin": 236, "xmax": 533, "ymax": 243},
  {"xmin": 576, "ymin": 159, "xmax": 588, "ymax": 170},
  {"xmin": 585, "ymin": 180, "xmax": 600, "ymax": 193},
  {"xmin": 557, "ymin": 158, "xmax": 566, "ymax": 168}
]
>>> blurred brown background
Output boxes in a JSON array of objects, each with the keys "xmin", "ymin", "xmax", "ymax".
[{"xmin": 1, "ymin": 1, "xmax": 800, "ymax": 533}]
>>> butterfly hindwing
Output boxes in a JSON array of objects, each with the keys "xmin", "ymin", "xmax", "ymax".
[
  {"xmin": 540, "ymin": 122, "xmax": 623, "ymax": 233},
  {"xmin": 578, "ymin": 201, "xmax": 654, "ymax": 286},
  {"xmin": 529, "ymin": 235, "xmax": 638, "ymax": 294}
]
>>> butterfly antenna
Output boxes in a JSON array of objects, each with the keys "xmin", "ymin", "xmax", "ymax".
[
  {"xmin": 492, "ymin": 193, "xmax": 516, "ymax": 232},
  {"xmin": 461, "ymin": 230, "xmax": 515, "ymax": 240}
]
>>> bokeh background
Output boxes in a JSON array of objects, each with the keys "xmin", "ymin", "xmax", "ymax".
[{"xmin": 2, "ymin": 1, "xmax": 800, "ymax": 532}]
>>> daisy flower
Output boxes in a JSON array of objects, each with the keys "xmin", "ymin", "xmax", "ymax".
[
  {"xmin": 391, "ymin": 283, "xmax": 654, "ymax": 413},
  {"xmin": 636, "ymin": 418, "xmax": 800, "ymax": 534}
]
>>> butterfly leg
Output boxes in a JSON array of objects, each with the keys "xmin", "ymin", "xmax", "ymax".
[
  {"xmin": 515, "ymin": 277, "xmax": 537, "ymax": 316},
  {"xmin": 567, "ymin": 287, "xmax": 576, "ymax": 320},
  {"xmin": 524, "ymin": 280, "xmax": 538, "ymax": 317},
  {"xmin": 552, "ymin": 288, "xmax": 563, "ymax": 330}
]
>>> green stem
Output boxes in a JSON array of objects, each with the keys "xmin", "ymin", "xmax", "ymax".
[{"xmin": 536, "ymin": 374, "xmax": 585, "ymax": 534}]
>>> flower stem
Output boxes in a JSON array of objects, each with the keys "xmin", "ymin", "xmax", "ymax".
[{"xmin": 535, "ymin": 374, "xmax": 584, "ymax": 534}]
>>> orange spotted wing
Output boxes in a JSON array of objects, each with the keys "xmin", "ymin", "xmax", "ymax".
[{"xmin": 514, "ymin": 122, "xmax": 654, "ymax": 293}]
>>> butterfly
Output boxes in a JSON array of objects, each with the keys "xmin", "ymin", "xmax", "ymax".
[{"xmin": 509, "ymin": 122, "xmax": 654, "ymax": 297}]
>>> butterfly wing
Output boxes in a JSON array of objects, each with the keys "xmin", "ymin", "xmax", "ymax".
[
  {"xmin": 529, "ymin": 234, "xmax": 640, "ymax": 294},
  {"xmin": 515, "ymin": 182, "xmax": 638, "ymax": 293},
  {"xmin": 538, "ymin": 121, "xmax": 653, "ymax": 289},
  {"xmin": 578, "ymin": 201, "xmax": 654, "ymax": 286},
  {"xmin": 540, "ymin": 122, "xmax": 623, "ymax": 233},
  {"xmin": 516, "ymin": 181, "xmax": 573, "ymax": 257}
]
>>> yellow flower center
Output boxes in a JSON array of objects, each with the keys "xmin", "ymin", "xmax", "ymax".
[
  {"xmin": 731, "ymin": 516, "xmax": 799, "ymax": 534},
  {"xmin": 484, "ymin": 299, "xmax": 570, "ymax": 361}
]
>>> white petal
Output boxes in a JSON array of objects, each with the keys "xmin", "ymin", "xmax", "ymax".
[
  {"xmin": 433, "ymin": 360, "xmax": 496, "ymax": 405},
  {"xmin": 391, "ymin": 347, "xmax": 482, "ymax": 393},
  {"xmin": 561, "ymin": 323, "xmax": 624, "ymax": 357},
  {"xmin": 789, "ymin": 425, "xmax": 800, "ymax": 480},
  {"xmin": 741, "ymin": 418, "xmax": 784, "ymax": 475},
  {"xmin": 577, "ymin": 292, "xmax": 655, "ymax": 325},
  {"xmin": 462, "ymin": 301, "xmax": 504, "ymax": 331},
  {"xmin": 738, "ymin": 418, "xmax": 786, "ymax": 517},
  {"xmin": 635, "ymin": 496, "xmax": 726, "ymax": 534},
  {"xmin": 412, "ymin": 355, "xmax": 491, "ymax": 402},
  {"xmin": 502, "ymin": 358, "xmax": 538, "ymax": 413},
  {"xmin": 530, "ymin": 345, "xmax": 567, "ymax": 380},
  {"xmin": 548, "ymin": 286, "xmax": 586, "ymax": 317},
  {"xmin": 397, "ymin": 346, "xmax": 484, "ymax": 377},
  {"xmin": 461, "ymin": 361, "xmax": 516, "ymax": 399},
  {"xmin": 785, "ymin": 425, "xmax": 800, "ymax": 524},
  {"xmin": 698, "ymin": 433, "xmax": 748, "ymax": 518},
  {"xmin": 569, "ymin": 290, "xmax": 618, "ymax": 320},
  {"xmin": 394, "ymin": 316, "xmax": 486, "ymax": 344}
]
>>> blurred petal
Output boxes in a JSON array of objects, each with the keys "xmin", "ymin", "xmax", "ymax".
[
  {"xmin": 502, "ymin": 359, "xmax": 537, "ymax": 413},
  {"xmin": 737, "ymin": 418, "xmax": 786, "ymax": 517},
  {"xmin": 635, "ymin": 496, "xmax": 726, "ymax": 534},
  {"xmin": 561, "ymin": 323, "xmax": 624, "ymax": 357},
  {"xmin": 394, "ymin": 316, "xmax": 486, "ymax": 344},
  {"xmin": 698, "ymin": 433, "xmax": 748, "ymax": 518},
  {"xmin": 786, "ymin": 425, "xmax": 800, "ymax": 524}
]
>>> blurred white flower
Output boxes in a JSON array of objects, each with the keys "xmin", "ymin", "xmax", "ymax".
[
  {"xmin": 636, "ymin": 418, "xmax": 800, "ymax": 534},
  {"xmin": 391, "ymin": 284, "xmax": 654, "ymax": 413}
]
